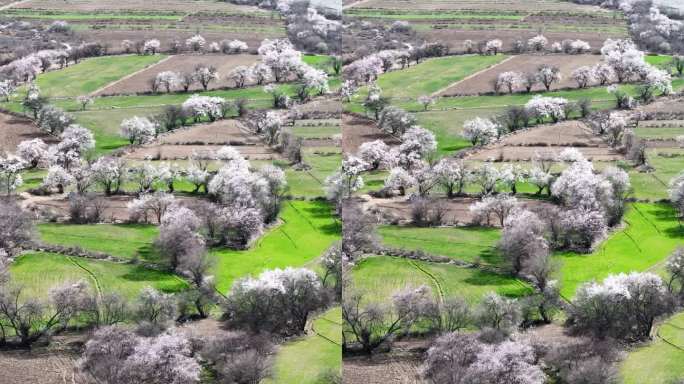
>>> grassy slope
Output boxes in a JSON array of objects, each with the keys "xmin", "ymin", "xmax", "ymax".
[
  {"xmin": 554, "ymin": 203, "xmax": 684, "ymax": 298},
  {"xmin": 378, "ymin": 225, "xmax": 502, "ymax": 265},
  {"xmin": 211, "ymin": 200, "xmax": 341, "ymax": 293},
  {"xmin": 621, "ymin": 311, "xmax": 684, "ymax": 384},
  {"xmin": 37, "ymin": 223, "xmax": 160, "ymax": 261},
  {"xmin": 368, "ymin": 54, "xmax": 508, "ymax": 99},
  {"xmin": 34, "ymin": 54, "xmax": 167, "ymax": 97},
  {"xmin": 10, "ymin": 252, "xmax": 186, "ymax": 299},
  {"xmin": 628, "ymin": 148, "xmax": 684, "ymax": 200},
  {"xmin": 352, "ymin": 256, "xmax": 530, "ymax": 304},
  {"xmin": 266, "ymin": 306, "xmax": 342, "ymax": 384}
]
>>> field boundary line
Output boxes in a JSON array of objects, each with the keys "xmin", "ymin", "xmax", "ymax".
[
  {"xmin": 310, "ymin": 321, "xmax": 342, "ymax": 347},
  {"xmin": 0, "ymin": 0, "xmax": 30, "ymax": 10},
  {"xmin": 656, "ymin": 322, "xmax": 684, "ymax": 352},
  {"xmin": 408, "ymin": 259, "xmax": 445, "ymax": 303},
  {"xmin": 89, "ymin": 55, "xmax": 173, "ymax": 97},
  {"xmin": 342, "ymin": 0, "xmax": 372, "ymax": 10},
  {"xmin": 66, "ymin": 256, "xmax": 103, "ymax": 300},
  {"xmin": 287, "ymin": 200, "xmax": 321, "ymax": 233},
  {"xmin": 632, "ymin": 203, "xmax": 662, "ymax": 235},
  {"xmin": 430, "ymin": 55, "xmax": 515, "ymax": 97}
]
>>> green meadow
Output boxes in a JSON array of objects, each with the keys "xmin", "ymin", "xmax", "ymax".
[{"xmin": 211, "ymin": 200, "xmax": 341, "ymax": 293}]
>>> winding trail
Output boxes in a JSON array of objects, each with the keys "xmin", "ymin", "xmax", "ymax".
[
  {"xmin": 66, "ymin": 256, "xmax": 103, "ymax": 301},
  {"xmin": 408, "ymin": 259, "xmax": 444, "ymax": 303}
]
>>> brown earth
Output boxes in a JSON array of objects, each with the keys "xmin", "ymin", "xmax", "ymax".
[
  {"xmin": 637, "ymin": 97, "xmax": 684, "ymax": 115},
  {"xmin": 419, "ymin": 29, "xmax": 623, "ymax": 55},
  {"xmin": 0, "ymin": 349, "xmax": 79, "ymax": 384},
  {"xmin": 0, "ymin": 112, "xmax": 58, "ymax": 154},
  {"xmin": 123, "ymin": 120, "xmax": 279, "ymax": 161},
  {"xmin": 438, "ymin": 54, "xmax": 604, "ymax": 96},
  {"xmin": 360, "ymin": 194, "xmax": 555, "ymax": 226},
  {"xmin": 22, "ymin": 193, "xmax": 204, "ymax": 222},
  {"xmin": 15, "ymin": 0, "xmax": 268, "ymax": 12},
  {"xmin": 94, "ymin": 54, "xmax": 260, "ymax": 96},
  {"xmin": 342, "ymin": 114, "xmax": 399, "ymax": 155},
  {"xmin": 466, "ymin": 121, "xmax": 622, "ymax": 162},
  {"xmin": 348, "ymin": 0, "xmax": 609, "ymax": 12},
  {"xmin": 343, "ymin": 339, "xmax": 429, "ymax": 384},
  {"xmin": 297, "ymin": 98, "xmax": 344, "ymax": 115}
]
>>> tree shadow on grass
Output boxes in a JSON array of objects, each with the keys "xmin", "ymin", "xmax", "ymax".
[
  {"xmin": 121, "ymin": 266, "xmax": 169, "ymax": 282},
  {"xmin": 136, "ymin": 244, "xmax": 161, "ymax": 262},
  {"xmin": 462, "ymin": 268, "xmax": 532, "ymax": 298},
  {"xmin": 478, "ymin": 248, "xmax": 503, "ymax": 266},
  {"xmin": 300, "ymin": 201, "xmax": 333, "ymax": 218}
]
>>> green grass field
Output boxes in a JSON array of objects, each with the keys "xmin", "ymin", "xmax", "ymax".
[
  {"xmin": 347, "ymin": 76, "xmax": 684, "ymax": 114},
  {"xmin": 621, "ymin": 311, "xmax": 684, "ymax": 384},
  {"xmin": 554, "ymin": 203, "xmax": 684, "ymax": 298},
  {"xmin": 352, "ymin": 256, "xmax": 530, "ymax": 304},
  {"xmin": 378, "ymin": 225, "xmax": 502, "ymax": 265},
  {"xmin": 37, "ymin": 223, "xmax": 160, "ymax": 262},
  {"xmin": 357, "ymin": 54, "xmax": 507, "ymax": 99},
  {"xmin": 634, "ymin": 127, "xmax": 684, "ymax": 139},
  {"xmin": 626, "ymin": 148, "xmax": 684, "ymax": 201},
  {"xmin": 32, "ymin": 55, "xmax": 167, "ymax": 97},
  {"xmin": 73, "ymin": 106, "xmax": 164, "ymax": 154},
  {"xmin": 416, "ymin": 107, "xmax": 501, "ymax": 155},
  {"xmin": 10, "ymin": 252, "xmax": 187, "ymax": 299},
  {"xmin": 211, "ymin": 200, "xmax": 341, "ymax": 293},
  {"xmin": 266, "ymin": 306, "xmax": 342, "ymax": 384}
]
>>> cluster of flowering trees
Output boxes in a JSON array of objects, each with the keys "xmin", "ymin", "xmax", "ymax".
[
  {"xmin": 122, "ymin": 35, "xmax": 249, "ymax": 55},
  {"xmin": 149, "ymin": 38, "xmax": 329, "ymax": 100},
  {"xmin": 2, "ymin": 113, "xmax": 94, "ymax": 197},
  {"xmin": 223, "ymin": 267, "xmax": 329, "ymax": 335},
  {"xmin": 280, "ymin": 1, "xmax": 342, "ymax": 54},
  {"xmin": 325, "ymin": 109, "xmax": 437, "ymax": 207},
  {"xmin": 463, "ymin": 36, "xmax": 590, "ymax": 56},
  {"xmin": 0, "ymin": 49, "xmax": 68, "ymax": 82},
  {"xmin": 494, "ymin": 64, "xmax": 561, "ymax": 94}
]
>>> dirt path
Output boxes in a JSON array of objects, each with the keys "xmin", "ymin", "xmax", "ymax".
[
  {"xmin": 343, "ymin": 0, "xmax": 371, "ymax": 9},
  {"xmin": 66, "ymin": 256, "xmax": 104, "ymax": 301},
  {"xmin": 430, "ymin": 55, "xmax": 515, "ymax": 97},
  {"xmin": 88, "ymin": 55, "xmax": 173, "ymax": 96},
  {"xmin": 0, "ymin": 0, "xmax": 30, "ymax": 10},
  {"xmin": 408, "ymin": 260, "xmax": 444, "ymax": 303}
]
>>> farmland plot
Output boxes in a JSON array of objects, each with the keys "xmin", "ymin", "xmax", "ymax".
[
  {"xmin": 12, "ymin": 0, "xmax": 270, "ymax": 13},
  {"xmin": 352, "ymin": 256, "xmax": 531, "ymax": 305},
  {"xmin": 422, "ymin": 29, "xmax": 624, "ymax": 55},
  {"xmin": 348, "ymin": 0, "xmax": 611, "ymax": 12},
  {"xmin": 342, "ymin": 113, "xmax": 399, "ymax": 153},
  {"xmin": 29, "ymin": 54, "xmax": 167, "ymax": 97},
  {"xmin": 0, "ymin": 112, "xmax": 58, "ymax": 154},
  {"xmin": 361, "ymin": 195, "xmax": 554, "ymax": 226},
  {"xmin": 123, "ymin": 119, "xmax": 280, "ymax": 161},
  {"xmin": 438, "ymin": 54, "xmax": 604, "ymax": 96},
  {"xmin": 94, "ymin": 54, "xmax": 261, "ymax": 95},
  {"xmin": 10, "ymin": 252, "xmax": 187, "ymax": 299},
  {"xmin": 466, "ymin": 120, "xmax": 622, "ymax": 161},
  {"xmin": 23, "ymin": 194, "xmax": 203, "ymax": 222}
]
